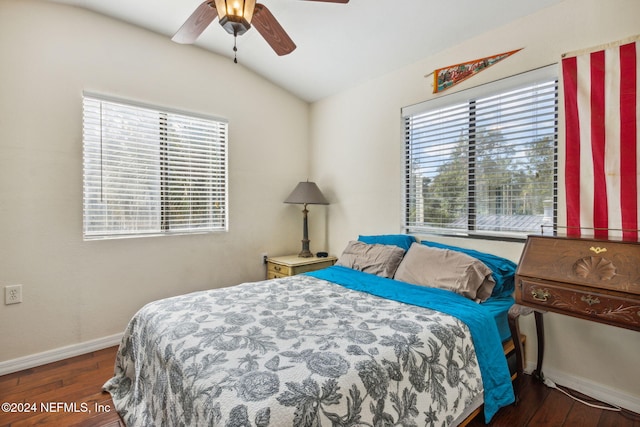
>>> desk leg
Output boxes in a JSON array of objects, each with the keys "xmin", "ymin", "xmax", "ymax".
[
  {"xmin": 533, "ymin": 310, "xmax": 545, "ymax": 382},
  {"xmin": 508, "ymin": 304, "xmax": 545, "ymax": 403}
]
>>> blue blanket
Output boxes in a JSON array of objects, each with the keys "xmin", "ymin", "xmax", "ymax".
[{"xmin": 306, "ymin": 266, "xmax": 515, "ymax": 422}]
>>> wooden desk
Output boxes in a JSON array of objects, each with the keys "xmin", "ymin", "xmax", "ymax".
[{"xmin": 508, "ymin": 235, "xmax": 640, "ymax": 400}]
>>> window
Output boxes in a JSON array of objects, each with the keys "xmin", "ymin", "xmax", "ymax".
[
  {"xmin": 403, "ymin": 65, "xmax": 558, "ymax": 239},
  {"xmin": 83, "ymin": 94, "xmax": 228, "ymax": 240}
]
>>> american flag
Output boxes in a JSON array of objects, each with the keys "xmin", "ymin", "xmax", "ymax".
[{"xmin": 562, "ymin": 36, "xmax": 639, "ymax": 241}]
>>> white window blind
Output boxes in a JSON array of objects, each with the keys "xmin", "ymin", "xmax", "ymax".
[
  {"xmin": 403, "ymin": 66, "xmax": 558, "ymax": 238},
  {"xmin": 83, "ymin": 94, "xmax": 228, "ymax": 239}
]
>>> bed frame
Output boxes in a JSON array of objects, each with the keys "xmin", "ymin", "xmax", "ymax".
[{"xmin": 459, "ymin": 335, "xmax": 524, "ymax": 425}]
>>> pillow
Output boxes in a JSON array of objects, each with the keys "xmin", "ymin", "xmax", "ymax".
[
  {"xmin": 394, "ymin": 243, "xmax": 496, "ymax": 302},
  {"xmin": 358, "ymin": 234, "xmax": 417, "ymax": 251},
  {"xmin": 420, "ymin": 240, "xmax": 517, "ymax": 297},
  {"xmin": 336, "ymin": 241, "xmax": 406, "ymax": 278}
]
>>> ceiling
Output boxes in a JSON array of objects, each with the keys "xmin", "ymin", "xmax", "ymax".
[{"xmin": 47, "ymin": 0, "xmax": 562, "ymax": 102}]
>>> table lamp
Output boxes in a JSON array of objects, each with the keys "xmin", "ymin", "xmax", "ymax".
[{"xmin": 284, "ymin": 181, "xmax": 329, "ymax": 257}]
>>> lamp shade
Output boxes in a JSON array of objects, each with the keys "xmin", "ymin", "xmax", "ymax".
[
  {"xmin": 284, "ymin": 181, "xmax": 329, "ymax": 205},
  {"xmin": 214, "ymin": 0, "xmax": 256, "ymax": 35},
  {"xmin": 214, "ymin": 0, "xmax": 255, "ymax": 21}
]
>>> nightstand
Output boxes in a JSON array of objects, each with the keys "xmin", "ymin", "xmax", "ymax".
[{"xmin": 266, "ymin": 254, "xmax": 337, "ymax": 279}]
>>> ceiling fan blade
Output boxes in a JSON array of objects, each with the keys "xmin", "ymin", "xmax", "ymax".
[
  {"xmin": 172, "ymin": 1, "xmax": 218, "ymax": 44},
  {"xmin": 302, "ymin": 0, "xmax": 349, "ymax": 3},
  {"xmin": 251, "ymin": 4, "xmax": 297, "ymax": 56}
]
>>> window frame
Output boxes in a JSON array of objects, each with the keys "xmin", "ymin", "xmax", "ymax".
[
  {"xmin": 402, "ymin": 65, "xmax": 559, "ymax": 241},
  {"xmin": 82, "ymin": 93, "xmax": 229, "ymax": 240}
]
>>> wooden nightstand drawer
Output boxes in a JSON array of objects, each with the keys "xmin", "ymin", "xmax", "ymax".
[
  {"xmin": 266, "ymin": 255, "xmax": 337, "ymax": 279},
  {"xmin": 518, "ymin": 279, "xmax": 640, "ymax": 330},
  {"xmin": 268, "ymin": 263, "xmax": 293, "ymax": 278}
]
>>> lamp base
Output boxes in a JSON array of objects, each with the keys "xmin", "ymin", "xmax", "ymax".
[
  {"xmin": 298, "ymin": 249, "xmax": 313, "ymax": 258},
  {"xmin": 298, "ymin": 238, "xmax": 313, "ymax": 257}
]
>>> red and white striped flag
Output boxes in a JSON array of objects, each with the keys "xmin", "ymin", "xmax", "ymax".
[{"xmin": 562, "ymin": 35, "xmax": 640, "ymax": 241}]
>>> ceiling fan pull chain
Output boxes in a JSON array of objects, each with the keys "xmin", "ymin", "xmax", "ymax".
[{"xmin": 233, "ymin": 31, "xmax": 238, "ymax": 63}]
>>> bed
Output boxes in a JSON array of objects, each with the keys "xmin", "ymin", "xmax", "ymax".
[{"xmin": 104, "ymin": 236, "xmax": 517, "ymax": 426}]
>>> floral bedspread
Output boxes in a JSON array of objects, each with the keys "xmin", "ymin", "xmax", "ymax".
[{"xmin": 104, "ymin": 275, "xmax": 484, "ymax": 426}]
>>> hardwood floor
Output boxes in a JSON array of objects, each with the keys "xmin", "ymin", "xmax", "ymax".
[
  {"xmin": 0, "ymin": 347, "xmax": 123, "ymax": 427},
  {"xmin": 467, "ymin": 376, "xmax": 640, "ymax": 427},
  {"xmin": 1, "ymin": 346, "xmax": 638, "ymax": 426}
]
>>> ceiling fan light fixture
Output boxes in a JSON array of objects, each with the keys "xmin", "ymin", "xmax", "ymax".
[
  {"xmin": 172, "ymin": 0, "xmax": 349, "ymax": 58},
  {"xmin": 214, "ymin": 0, "xmax": 255, "ymax": 35}
]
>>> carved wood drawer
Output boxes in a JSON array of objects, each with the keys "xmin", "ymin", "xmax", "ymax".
[
  {"xmin": 518, "ymin": 279, "xmax": 640, "ymax": 331},
  {"xmin": 516, "ymin": 236, "xmax": 640, "ymax": 295}
]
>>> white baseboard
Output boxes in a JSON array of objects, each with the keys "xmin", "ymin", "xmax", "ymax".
[
  {"xmin": 0, "ymin": 333, "xmax": 123, "ymax": 376},
  {"xmin": 525, "ymin": 361, "xmax": 640, "ymax": 414}
]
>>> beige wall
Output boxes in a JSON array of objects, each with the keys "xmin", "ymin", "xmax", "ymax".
[
  {"xmin": 311, "ymin": 0, "xmax": 640, "ymax": 413},
  {"xmin": 0, "ymin": 0, "xmax": 310, "ymax": 361}
]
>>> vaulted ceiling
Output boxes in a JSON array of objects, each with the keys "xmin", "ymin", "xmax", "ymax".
[{"xmin": 48, "ymin": 0, "xmax": 562, "ymax": 102}]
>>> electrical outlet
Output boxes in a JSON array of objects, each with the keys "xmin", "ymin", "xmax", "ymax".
[
  {"xmin": 261, "ymin": 253, "xmax": 268, "ymax": 264},
  {"xmin": 5, "ymin": 285, "xmax": 23, "ymax": 305}
]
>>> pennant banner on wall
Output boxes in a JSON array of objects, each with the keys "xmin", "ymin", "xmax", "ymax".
[
  {"xmin": 562, "ymin": 35, "xmax": 640, "ymax": 241},
  {"xmin": 430, "ymin": 48, "xmax": 522, "ymax": 93}
]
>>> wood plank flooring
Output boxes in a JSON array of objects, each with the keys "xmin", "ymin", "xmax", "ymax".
[
  {"xmin": 0, "ymin": 347, "xmax": 123, "ymax": 427},
  {"xmin": 467, "ymin": 376, "xmax": 640, "ymax": 427},
  {"xmin": 1, "ymin": 345, "xmax": 638, "ymax": 426}
]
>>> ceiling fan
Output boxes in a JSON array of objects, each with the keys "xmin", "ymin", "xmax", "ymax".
[{"xmin": 172, "ymin": 0, "xmax": 349, "ymax": 61}]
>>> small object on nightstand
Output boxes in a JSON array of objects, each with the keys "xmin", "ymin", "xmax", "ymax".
[
  {"xmin": 317, "ymin": 251, "xmax": 328, "ymax": 257},
  {"xmin": 266, "ymin": 254, "xmax": 337, "ymax": 279}
]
